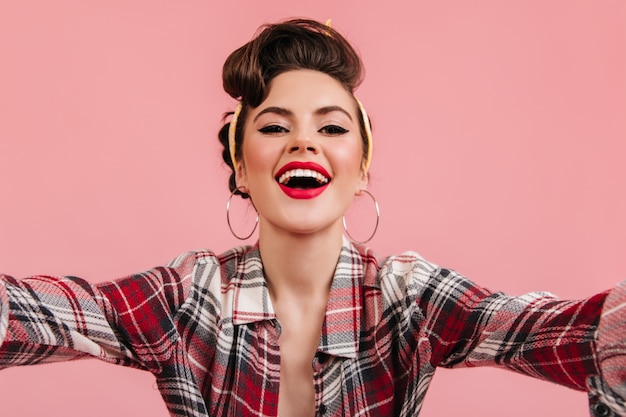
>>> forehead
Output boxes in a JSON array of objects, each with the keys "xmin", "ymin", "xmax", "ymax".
[{"xmin": 258, "ymin": 69, "xmax": 356, "ymax": 111}]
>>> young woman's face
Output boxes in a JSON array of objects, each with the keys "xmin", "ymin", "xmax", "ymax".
[{"xmin": 237, "ymin": 69, "xmax": 368, "ymax": 236}]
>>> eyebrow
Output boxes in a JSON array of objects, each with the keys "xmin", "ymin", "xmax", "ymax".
[
  {"xmin": 316, "ymin": 105, "xmax": 353, "ymax": 121},
  {"xmin": 253, "ymin": 105, "xmax": 353, "ymax": 122}
]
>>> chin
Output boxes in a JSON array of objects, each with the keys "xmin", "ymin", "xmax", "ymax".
[{"xmin": 286, "ymin": 218, "xmax": 343, "ymax": 237}]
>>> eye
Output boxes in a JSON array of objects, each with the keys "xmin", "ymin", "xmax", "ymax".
[
  {"xmin": 319, "ymin": 125, "xmax": 349, "ymax": 135},
  {"xmin": 258, "ymin": 125, "xmax": 289, "ymax": 134}
]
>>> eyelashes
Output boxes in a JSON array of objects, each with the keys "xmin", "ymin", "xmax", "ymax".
[
  {"xmin": 319, "ymin": 125, "xmax": 348, "ymax": 135},
  {"xmin": 258, "ymin": 124, "xmax": 349, "ymax": 136},
  {"xmin": 258, "ymin": 125, "xmax": 288, "ymax": 134}
]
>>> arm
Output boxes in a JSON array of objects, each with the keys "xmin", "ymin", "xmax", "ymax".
[
  {"xmin": 0, "ymin": 251, "xmax": 197, "ymax": 373},
  {"xmin": 412, "ymin": 264, "xmax": 625, "ymax": 415}
]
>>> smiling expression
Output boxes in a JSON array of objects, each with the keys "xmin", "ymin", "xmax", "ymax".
[{"xmin": 236, "ymin": 69, "xmax": 368, "ymax": 236}]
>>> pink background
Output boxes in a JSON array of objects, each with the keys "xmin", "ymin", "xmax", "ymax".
[{"xmin": 1, "ymin": 1, "xmax": 625, "ymax": 416}]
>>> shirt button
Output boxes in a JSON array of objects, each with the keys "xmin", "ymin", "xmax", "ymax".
[
  {"xmin": 319, "ymin": 404, "xmax": 327, "ymax": 415},
  {"xmin": 592, "ymin": 402, "xmax": 611, "ymax": 417}
]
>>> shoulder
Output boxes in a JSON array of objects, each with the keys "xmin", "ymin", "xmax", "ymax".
[
  {"xmin": 351, "ymin": 242, "xmax": 442, "ymax": 291},
  {"xmin": 165, "ymin": 245, "xmax": 255, "ymax": 273},
  {"xmin": 94, "ymin": 246, "xmax": 254, "ymax": 313},
  {"xmin": 380, "ymin": 251, "xmax": 441, "ymax": 284},
  {"xmin": 168, "ymin": 245, "xmax": 261, "ymax": 294},
  {"xmin": 354, "ymin": 243, "xmax": 485, "ymax": 311}
]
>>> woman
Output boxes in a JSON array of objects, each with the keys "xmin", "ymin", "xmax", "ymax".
[{"xmin": 1, "ymin": 19, "xmax": 624, "ymax": 417}]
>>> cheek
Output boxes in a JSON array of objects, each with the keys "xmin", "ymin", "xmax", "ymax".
[
  {"xmin": 243, "ymin": 138, "xmax": 272, "ymax": 170},
  {"xmin": 241, "ymin": 138, "xmax": 285, "ymax": 189},
  {"xmin": 329, "ymin": 140, "xmax": 365, "ymax": 173}
]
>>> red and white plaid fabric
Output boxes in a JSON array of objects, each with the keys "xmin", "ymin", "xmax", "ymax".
[{"xmin": 1, "ymin": 237, "xmax": 624, "ymax": 416}]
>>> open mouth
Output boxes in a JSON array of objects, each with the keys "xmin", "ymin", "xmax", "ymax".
[{"xmin": 276, "ymin": 168, "xmax": 330, "ymax": 189}]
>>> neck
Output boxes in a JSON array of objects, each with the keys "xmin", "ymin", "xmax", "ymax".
[{"xmin": 258, "ymin": 220, "xmax": 344, "ymax": 303}]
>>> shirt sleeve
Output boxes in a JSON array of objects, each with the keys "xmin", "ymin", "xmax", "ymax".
[
  {"xmin": 414, "ymin": 265, "xmax": 625, "ymax": 416},
  {"xmin": 0, "ymin": 251, "xmax": 198, "ymax": 374},
  {"xmin": 592, "ymin": 280, "xmax": 626, "ymax": 416}
]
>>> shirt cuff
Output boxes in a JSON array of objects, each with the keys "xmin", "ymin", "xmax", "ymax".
[{"xmin": 590, "ymin": 280, "xmax": 626, "ymax": 416}]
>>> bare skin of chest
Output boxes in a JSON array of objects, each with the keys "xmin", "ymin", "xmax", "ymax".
[{"xmin": 274, "ymin": 305, "xmax": 326, "ymax": 417}]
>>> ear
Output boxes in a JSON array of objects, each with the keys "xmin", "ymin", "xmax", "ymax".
[
  {"xmin": 234, "ymin": 161, "xmax": 249, "ymax": 194},
  {"xmin": 356, "ymin": 164, "xmax": 369, "ymax": 194}
]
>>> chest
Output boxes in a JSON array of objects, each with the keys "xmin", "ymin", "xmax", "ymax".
[{"xmin": 186, "ymin": 317, "xmax": 432, "ymax": 417}]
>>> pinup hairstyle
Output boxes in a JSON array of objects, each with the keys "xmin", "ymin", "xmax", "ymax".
[{"xmin": 218, "ymin": 18, "xmax": 369, "ymax": 198}]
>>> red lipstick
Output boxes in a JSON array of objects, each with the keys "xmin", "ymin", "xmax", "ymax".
[
  {"xmin": 275, "ymin": 161, "xmax": 331, "ymax": 200},
  {"xmin": 275, "ymin": 161, "xmax": 330, "ymax": 179},
  {"xmin": 278, "ymin": 183, "xmax": 329, "ymax": 199}
]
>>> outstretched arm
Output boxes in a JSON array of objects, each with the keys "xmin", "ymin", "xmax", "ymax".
[
  {"xmin": 403, "ymin": 257, "xmax": 625, "ymax": 416},
  {"xmin": 0, "ymin": 251, "xmax": 197, "ymax": 373}
]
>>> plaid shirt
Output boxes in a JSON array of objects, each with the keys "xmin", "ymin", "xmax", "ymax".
[{"xmin": 1, "ymin": 237, "xmax": 625, "ymax": 416}]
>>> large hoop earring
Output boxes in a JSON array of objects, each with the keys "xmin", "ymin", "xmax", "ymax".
[
  {"xmin": 342, "ymin": 189, "xmax": 380, "ymax": 244},
  {"xmin": 226, "ymin": 187, "xmax": 259, "ymax": 240}
]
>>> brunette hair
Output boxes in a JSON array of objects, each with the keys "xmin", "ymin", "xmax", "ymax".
[{"xmin": 218, "ymin": 18, "xmax": 369, "ymax": 198}]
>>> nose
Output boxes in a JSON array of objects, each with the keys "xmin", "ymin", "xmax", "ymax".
[{"xmin": 287, "ymin": 131, "xmax": 319, "ymax": 155}]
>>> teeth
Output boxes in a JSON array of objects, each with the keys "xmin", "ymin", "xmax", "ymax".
[{"xmin": 278, "ymin": 169, "xmax": 330, "ymax": 185}]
